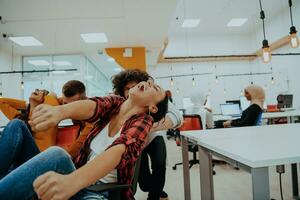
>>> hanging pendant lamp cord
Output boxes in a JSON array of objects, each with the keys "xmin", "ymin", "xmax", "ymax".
[
  {"xmin": 289, "ymin": 0, "xmax": 294, "ymax": 26},
  {"xmin": 259, "ymin": 0, "xmax": 266, "ymax": 40}
]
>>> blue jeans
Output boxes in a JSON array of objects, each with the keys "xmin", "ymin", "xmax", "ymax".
[
  {"xmin": 0, "ymin": 146, "xmax": 107, "ymax": 200},
  {"xmin": 0, "ymin": 119, "xmax": 40, "ymax": 178}
]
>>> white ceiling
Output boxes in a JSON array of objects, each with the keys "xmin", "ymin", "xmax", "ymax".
[
  {"xmin": 168, "ymin": 0, "xmax": 292, "ymax": 36},
  {"xmin": 0, "ymin": 0, "xmax": 298, "ymax": 71},
  {"xmin": 0, "ymin": 0, "xmax": 178, "ymax": 75}
]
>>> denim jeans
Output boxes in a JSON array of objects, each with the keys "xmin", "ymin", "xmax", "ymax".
[
  {"xmin": 0, "ymin": 146, "xmax": 107, "ymax": 200},
  {"xmin": 138, "ymin": 136, "xmax": 167, "ymax": 200},
  {"xmin": 0, "ymin": 119, "xmax": 40, "ymax": 178}
]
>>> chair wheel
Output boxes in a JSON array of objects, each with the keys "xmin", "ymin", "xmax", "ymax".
[
  {"xmin": 172, "ymin": 166, "xmax": 177, "ymax": 170},
  {"xmin": 235, "ymin": 167, "xmax": 240, "ymax": 170}
]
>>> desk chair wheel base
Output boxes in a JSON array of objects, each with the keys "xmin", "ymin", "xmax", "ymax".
[{"xmin": 234, "ymin": 167, "xmax": 240, "ymax": 170}]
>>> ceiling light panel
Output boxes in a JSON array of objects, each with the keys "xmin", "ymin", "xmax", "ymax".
[
  {"xmin": 9, "ymin": 36, "xmax": 43, "ymax": 46},
  {"xmin": 227, "ymin": 18, "xmax": 248, "ymax": 27},
  {"xmin": 80, "ymin": 33, "xmax": 108, "ymax": 43},
  {"xmin": 182, "ymin": 19, "xmax": 200, "ymax": 28}
]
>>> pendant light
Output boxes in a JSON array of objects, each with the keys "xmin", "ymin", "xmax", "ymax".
[
  {"xmin": 191, "ymin": 65, "xmax": 195, "ymax": 86},
  {"xmin": 288, "ymin": 0, "xmax": 299, "ymax": 48},
  {"xmin": 259, "ymin": 0, "xmax": 271, "ymax": 63},
  {"xmin": 192, "ymin": 77, "xmax": 196, "ymax": 86},
  {"xmin": 170, "ymin": 77, "xmax": 174, "ymax": 86}
]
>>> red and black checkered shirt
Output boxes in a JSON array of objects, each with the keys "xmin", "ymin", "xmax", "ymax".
[{"xmin": 74, "ymin": 95, "xmax": 153, "ymax": 199}]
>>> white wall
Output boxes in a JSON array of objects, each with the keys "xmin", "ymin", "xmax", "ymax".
[{"xmin": 0, "ymin": 47, "xmax": 22, "ymax": 126}]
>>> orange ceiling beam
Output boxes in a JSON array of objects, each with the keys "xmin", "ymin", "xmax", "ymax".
[{"xmin": 105, "ymin": 47, "xmax": 146, "ymax": 71}]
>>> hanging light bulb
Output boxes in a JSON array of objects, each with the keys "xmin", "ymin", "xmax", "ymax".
[
  {"xmin": 271, "ymin": 77, "xmax": 275, "ymax": 84},
  {"xmin": 288, "ymin": 0, "xmax": 299, "ymax": 48},
  {"xmin": 192, "ymin": 77, "xmax": 196, "ymax": 86},
  {"xmin": 262, "ymin": 40, "xmax": 271, "ymax": 63},
  {"xmin": 21, "ymin": 81, "xmax": 24, "ymax": 89},
  {"xmin": 215, "ymin": 76, "xmax": 218, "ymax": 84},
  {"xmin": 290, "ymin": 27, "xmax": 299, "ymax": 48},
  {"xmin": 170, "ymin": 77, "xmax": 174, "ymax": 86},
  {"xmin": 259, "ymin": 0, "xmax": 271, "ymax": 63}
]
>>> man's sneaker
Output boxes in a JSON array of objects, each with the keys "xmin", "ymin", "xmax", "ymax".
[{"xmin": 160, "ymin": 191, "xmax": 168, "ymax": 200}]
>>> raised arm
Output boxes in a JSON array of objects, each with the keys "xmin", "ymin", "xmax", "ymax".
[
  {"xmin": 0, "ymin": 97, "xmax": 27, "ymax": 120},
  {"xmin": 30, "ymin": 100, "xmax": 96, "ymax": 131}
]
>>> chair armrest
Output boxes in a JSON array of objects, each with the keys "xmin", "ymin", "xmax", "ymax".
[{"xmin": 86, "ymin": 183, "xmax": 131, "ymax": 192}]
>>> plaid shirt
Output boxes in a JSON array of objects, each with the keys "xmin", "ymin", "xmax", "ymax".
[{"xmin": 74, "ymin": 95, "xmax": 153, "ymax": 199}]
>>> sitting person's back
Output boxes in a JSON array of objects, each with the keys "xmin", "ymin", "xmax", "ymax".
[
  {"xmin": 185, "ymin": 91, "xmax": 214, "ymax": 129},
  {"xmin": 223, "ymin": 84, "xmax": 265, "ymax": 128}
]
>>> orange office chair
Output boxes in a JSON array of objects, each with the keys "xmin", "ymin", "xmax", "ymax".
[
  {"xmin": 56, "ymin": 124, "xmax": 81, "ymax": 150},
  {"xmin": 173, "ymin": 114, "xmax": 203, "ymax": 170}
]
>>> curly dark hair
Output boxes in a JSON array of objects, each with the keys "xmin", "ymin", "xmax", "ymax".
[{"xmin": 111, "ymin": 69, "xmax": 151, "ymax": 97}]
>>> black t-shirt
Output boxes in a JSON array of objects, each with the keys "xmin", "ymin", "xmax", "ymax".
[{"xmin": 231, "ymin": 104, "xmax": 263, "ymax": 127}]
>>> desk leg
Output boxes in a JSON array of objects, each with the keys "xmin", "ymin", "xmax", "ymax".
[
  {"xmin": 181, "ymin": 136, "xmax": 191, "ymax": 200},
  {"xmin": 251, "ymin": 167, "xmax": 270, "ymax": 200},
  {"xmin": 291, "ymin": 163, "xmax": 300, "ymax": 199},
  {"xmin": 198, "ymin": 146, "xmax": 214, "ymax": 200}
]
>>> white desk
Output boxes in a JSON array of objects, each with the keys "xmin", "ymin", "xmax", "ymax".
[
  {"xmin": 262, "ymin": 110, "xmax": 300, "ymax": 123},
  {"xmin": 181, "ymin": 124, "xmax": 300, "ymax": 200}
]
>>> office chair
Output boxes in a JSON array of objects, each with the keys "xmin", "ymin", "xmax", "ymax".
[
  {"xmin": 172, "ymin": 114, "xmax": 203, "ymax": 170},
  {"xmin": 87, "ymin": 155, "xmax": 142, "ymax": 200},
  {"xmin": 56, "ymin": 124, "xmax": 81, "ymax": 150}
]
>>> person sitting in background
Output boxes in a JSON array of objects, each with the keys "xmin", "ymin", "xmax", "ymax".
[
  {"xmin": 0, "ymin": 80, "xmax": 90, "ymax": 179},
  {"xmin": 0, "ymin": 89, "xmax": 59, "ymax": 151},
  {"xmin": 59, "ymin": 80, "xmax": 95, "ymax": 159},
  {"xmin": 0, "ymin": 80, "xmax": 168, "ymax": 200},
  {"xmin": 112, "ymin": 69, "xmax": 183, "ymax": 200},
  {"xmin": 185, "ymin": 91, "xmax": 214, "ymax": 129},
  {"xmin": 223, "ymin": 84, "xmax": 265, "ymax": 128}
]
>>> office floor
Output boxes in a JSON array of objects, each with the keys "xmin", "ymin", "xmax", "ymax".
[{"xmin": 135, "ymin": 138, "xmax": 297, "ymax": 200}]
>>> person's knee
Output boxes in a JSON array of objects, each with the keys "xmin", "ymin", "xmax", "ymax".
[
  {"xmin": 7, "ymin": 119, "xmax": 27, "ymax": 130},
  {"xmin": 46, "ymin": 146, "xmax": 71, "ymax": 162}
]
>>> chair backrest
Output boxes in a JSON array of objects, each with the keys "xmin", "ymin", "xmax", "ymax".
[
  {"xmin": 255, "ymin": 112, "xmax": 263, "ymax": 126},
  {"xmin": 179, "ymin": 114, "xmax": 203, "ymax": 131},
  {"xmin": 131, "ymin": 155, "xmax": 142, "ymax": 195},
  {"xmin": 56, "ymin": 125, "xmax": 80, "ymax": 150}
]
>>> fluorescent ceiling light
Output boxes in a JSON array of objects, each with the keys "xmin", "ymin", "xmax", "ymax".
[
  {"xmin": 80, "ymin": 33, "xmax": 108, "ymax": 43},
  {"xmin": 9, "ymin": 36, "xmax": 43, "ymax": 46},
  {"xmin": 28, "ymin": 60, "xmax": 50, "ymax": 66},
  {"xmin": 182, "ymin": 19, "xmax": 200, "ymax": 28},
  {"xmin": 227, "ymin": 18, "xmax": 248, "ymax": 27},
  {"xmin": 107, "ymin": 57, "xmax": 115, "ymax": 62},
  {"xmin": 53, "ymin": 61, "xmax": 72, "ymax": 66}
]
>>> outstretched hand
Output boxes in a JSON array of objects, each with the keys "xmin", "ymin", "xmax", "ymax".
[
  {"xmin": 29, "ymin": 104, "xmax": 63, "ymax": 132},
  {"xmin": 33, "ymin": 171, "xmax": 78, "ymax": 200}
]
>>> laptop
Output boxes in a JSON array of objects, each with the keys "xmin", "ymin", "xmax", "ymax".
[{"xmin": 220, "ymin": 103, "xmax": 242, "ymax": 117}]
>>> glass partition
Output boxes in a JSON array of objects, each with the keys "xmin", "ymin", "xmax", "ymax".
[{"xmin": 22, "ymin": 54, "xmax": 111, "ymax": 100}]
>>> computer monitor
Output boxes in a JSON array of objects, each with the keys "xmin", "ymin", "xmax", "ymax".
[
  {"xmin": 220, "ymin": 103, "xmax": 241, "ymax": 116},
  {"xmin": 240, "ymin": 96, "xmax": 250, "ymax": 111},
  {"xmin": 226, "ymin": 100, "xmax": 240, "ymax": 107},
  {"xmin": 277, "ymin": 94, "xmax": 293, "ymax": 109}
]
